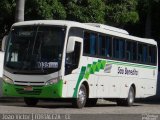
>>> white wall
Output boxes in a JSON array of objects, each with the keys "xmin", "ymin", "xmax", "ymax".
[
  {"xmin": 0, "ymin": 52, "xmax": 4, "ymax": 77},
  {"xmin": 0, "ymin": 52, "xmax": 4, "ymax": 97}
]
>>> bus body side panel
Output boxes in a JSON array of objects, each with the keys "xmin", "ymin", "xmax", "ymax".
[{"xmin": 63, "ymin": 55, "xmax": 158, "ymax": 99}]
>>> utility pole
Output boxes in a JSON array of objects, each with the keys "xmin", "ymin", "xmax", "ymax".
[{"xmin": 15, "ymin": 0, "xmax": 25, "ymax": 22}]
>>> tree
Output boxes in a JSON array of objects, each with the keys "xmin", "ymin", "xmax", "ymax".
[
  {"xmin": 15, "ymin": 0, "xmax": 25, "ymax": 22},
  {"xmin": 105, "ymin": 0, "xmax": 139, "ymax": 27},
  {"xmin": 137, "ymin": 0, "xmax": 160, "ymax": 39},
  {"xmin": 25, "ymin": 0, "xmax": 66, "ymax": 20},
  {"xmin": 151, "ymin": 1, "xmax": 160, "ymax": 41},
  {"xmin": 65, "ymin": 0, "xmax": 105, "ymax": 23},
  {"xmin": 0, "ymin": 0, "xmax": 15, "ymax": 37},
  {"xmin": 1, "ymin": 0, "xmax": 160, "ymax": 43}
]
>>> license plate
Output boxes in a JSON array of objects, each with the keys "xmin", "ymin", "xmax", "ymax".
[{"xmin": 23, "ymin": 86, "xmax": 33, "ymax": 91}]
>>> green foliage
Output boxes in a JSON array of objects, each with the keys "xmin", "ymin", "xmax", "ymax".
[
  {"xmin": 25, "ymin": 0, "xmax": 66, "ymax": 20},
  {"xmin": 136, "ymin": 0, "xmax": 160, "ymax": 39},
  {"xmin": 3, "ymin": 0, "xmax": 160, "ymax": 41},
  {"xmin": 66, "ymin": 0, "xmax": 105, "ymax": 23},
  {"xmin": 105, "ymin": 0, "xmax": 139, "ymax": 26},
  {"xmin": 0, "ymin": 0, "xmax": 15, "ymax": 37}
]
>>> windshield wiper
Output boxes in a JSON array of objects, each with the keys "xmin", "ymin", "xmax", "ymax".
[{"xmin": 32, "ymin": 26, "xmax": 39, "ymax": 55}]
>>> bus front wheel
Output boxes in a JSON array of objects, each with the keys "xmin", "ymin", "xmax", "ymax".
[
  {"xmin": 72, "ymin": 84, "xmax": 87, "ymax": 108},
  {"xmin": 24, "ymin": 98, "xmax": 39, "ymax": 107}
]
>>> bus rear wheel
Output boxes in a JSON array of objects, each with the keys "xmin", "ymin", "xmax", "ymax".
[
  {"xmin": 125, "ymin": 86, "xmax": 135, "ymax": 106},
  {"xmin": 24, "ymin": 98, "xmax": 39, "ymax": 107},
  {"xmin": 72, "ymin": 84, "xmax": 87, "ymax": 108},
  {"xmin": 116, "ymin": 86, "xmax": 135, "ymax": 106}
]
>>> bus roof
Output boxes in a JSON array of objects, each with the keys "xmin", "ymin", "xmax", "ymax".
[
  {"xmin": 12, "ymin": 20, "xmax": 157, "ymax": 45},
  {"xmin": 85, "ymin": 23, "xmax": 129, "ymax": 35}
]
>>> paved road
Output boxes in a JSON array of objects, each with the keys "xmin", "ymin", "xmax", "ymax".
[{"xmin": 0, "ymin": 98, "xmax": 160, "ymax": 120}]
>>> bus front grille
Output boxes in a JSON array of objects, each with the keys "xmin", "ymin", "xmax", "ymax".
[
  {"xmin": 14, "ymin": 81, "xmax": 45, "ymax": 86},
  {"xmin": 15, "ymin": 88, "xmax": 42, "ymax": 95}
]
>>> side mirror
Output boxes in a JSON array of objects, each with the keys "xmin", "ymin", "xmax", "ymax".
[
  {"xmin": 2, "ymin": 35, "xmax": 8, "ymax": 52},
  {"xmin": 66, "ymin": 36, "xmax": 76, "ymax": 53}
]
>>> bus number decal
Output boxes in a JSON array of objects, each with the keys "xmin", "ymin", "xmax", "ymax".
[{"xmin": 37, "ymin": 62, "xmax": 58, "ymax": 68}]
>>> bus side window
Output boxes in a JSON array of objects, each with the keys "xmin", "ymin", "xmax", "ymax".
[
  {"xmin": 142, "ymin": 45, "xmax": 148, "ymax": 63},
  {"xmin": 84, "ymin": 31, "xmax": 98, "ymax": 56},
  {"xmin": 106, "ymin": 36, "xmax": 112, "ymax": 58},
  {"xmin": 126, "ymin": 41, "xmax": 131, "ymax": 61},
  {"xmin": 150, "ymin": 46, "xmax": 156, "ymax": 64},
  {"xmin": 148, "ymin": 46, "xmax": 152, "ymax": 63},
  {"xmin": 84, "ymin": 32, "xmax": 90, "ymax": 55},
  {"xmin": 98, "ymin": 35, "xmax": 105, "ymax": 56},
  {"xmin": 132, "ymin": 42, "xmax": 137, "ymax": 62},
  {"xmin": 98, "ymin": 35, "xmax": 112, "ymax": 58},
  {"xmin": 113, "ymin": 38, "xmax": 125, "ymax": 59},
  {"xmin": 138, "ymin": 43, "xmax": 142, "ymax": 62},
  {"xmin": 113, "ymin": 38, "xmax": 119, "ymax": 58},
  {"xmin": 90, "ymin": 33, "xmax": 97, "ymax": 55},
  {"xmin": 119, "ymin": 39, "xmax": 125, "ymax": 59}
]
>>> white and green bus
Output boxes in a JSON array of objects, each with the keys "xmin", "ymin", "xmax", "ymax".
[{"xmin": 2, "ymin": 20, "xmax": 158, "ymax": 108}]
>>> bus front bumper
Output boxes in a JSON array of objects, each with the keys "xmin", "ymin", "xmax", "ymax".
[{"xmin": 2, "ymin": 80, "xmax": 63, "ymax": 98}]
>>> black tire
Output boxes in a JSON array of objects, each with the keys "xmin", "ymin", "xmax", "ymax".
[
  {"xmin": 117, "ymin": 87, "xmax": 135, "ymax": 106},
  {"xmin": 116, "ymin": 99, "xmax": 125, "ymax": 106},
  {"xmin": 72, "ymin": 84, "xmax": 87, "ymax": 108},
  {"xmin": 85, "ymin": 98, "xmax": 98, "ymax": 107},
  {"xmin": 24, "ymin": 98, "xmax": 39, "ymax": 107},
  {"xmin": 124, "ymin": 86, "xmax": 135, "ymax": 106}
]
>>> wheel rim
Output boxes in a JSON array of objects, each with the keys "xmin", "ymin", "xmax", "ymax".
[
  {"xmin": 78, "ymin": 87, "xmax": 86, "ymax": 104},
  {"xmin": 129, "ymin": 89, "xmax": 134, "ymax": 104}
]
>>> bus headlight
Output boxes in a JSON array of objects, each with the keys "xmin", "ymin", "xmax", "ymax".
[
  {"xmin": 45, "ymin": 78, "xmax": 58, "ymax": 86},
  {"xmin": 3, "ymin": 75, "xmax": 14, "ymax": 84}
]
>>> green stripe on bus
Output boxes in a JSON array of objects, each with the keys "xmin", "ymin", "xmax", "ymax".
[
  {"xmin": 73, "ymin": 66, "xmax": 86, "ymax": 98},
  {"xmin": 84, "ymin": 64, "xmax": 91, "ymax": 79},
  {"xmin": 73, "ymin": 60, "xmax": 106, "ymax": 98},
  {"xmin": 107, "ymin": 60, "xmax": 156, "ymax": 69}
]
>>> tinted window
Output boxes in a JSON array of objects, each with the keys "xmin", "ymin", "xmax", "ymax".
[
  {"xmin": 98, "ymin": 35, "xmax": 112, "ymax": 58},
  {"xmin": 148, "ymin": 45, "xmax": 157, "ymax": 64},
  {"xmin": 142, "ymin": 45, "xmax": 148, "ymax": 63},
  {"xmin": 132, "ymin": 42, "xmax": 137, "ymax": 61},
  {"xmin": 113, "ymin": 38, "xmax": 125, "ymax": 59},
  {"xmin": 138, "ymin": 43, "xmax": 143, "ymax": 62},
  {"xmin": 106, "ymin": 36, "xmax": 112, "ymax": 57},
  {"xmin": 83, "ymin": 31, "xmax": 157, "ymax": 66},
  {"xmin": 84, "ymin": 32, "xmax": 98, "ymax": 55},
  {"xmin": 90, "ymin": 33, "xmax": 97, "ymax": 55},
  {"xmin": 98, "ymin": 35, "xmax": 105, "ymax": 56},
  {"xmin": 84, "ymin": 32, "xmax": 90, "ymax": 54},
  {"xmin": 126, "ymin": 41, "xmax": 132, "ymax": 61},
  {"xmin": 113, "ymin": 38, "xmax": 119, "ymax": 58}
]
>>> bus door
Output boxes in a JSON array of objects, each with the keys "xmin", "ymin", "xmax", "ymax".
[
  {"xmin": 65, "ymin": 41, "xmax": 81, "ymax": 75},
  {"xmin": 65, "ymin": 39, "xmax": 82, "ymax": 97}
]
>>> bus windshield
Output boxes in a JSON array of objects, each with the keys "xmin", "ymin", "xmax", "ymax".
[{"xmin": 4, "ymin": 25, "xmax": 66, "ymax": 74}]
